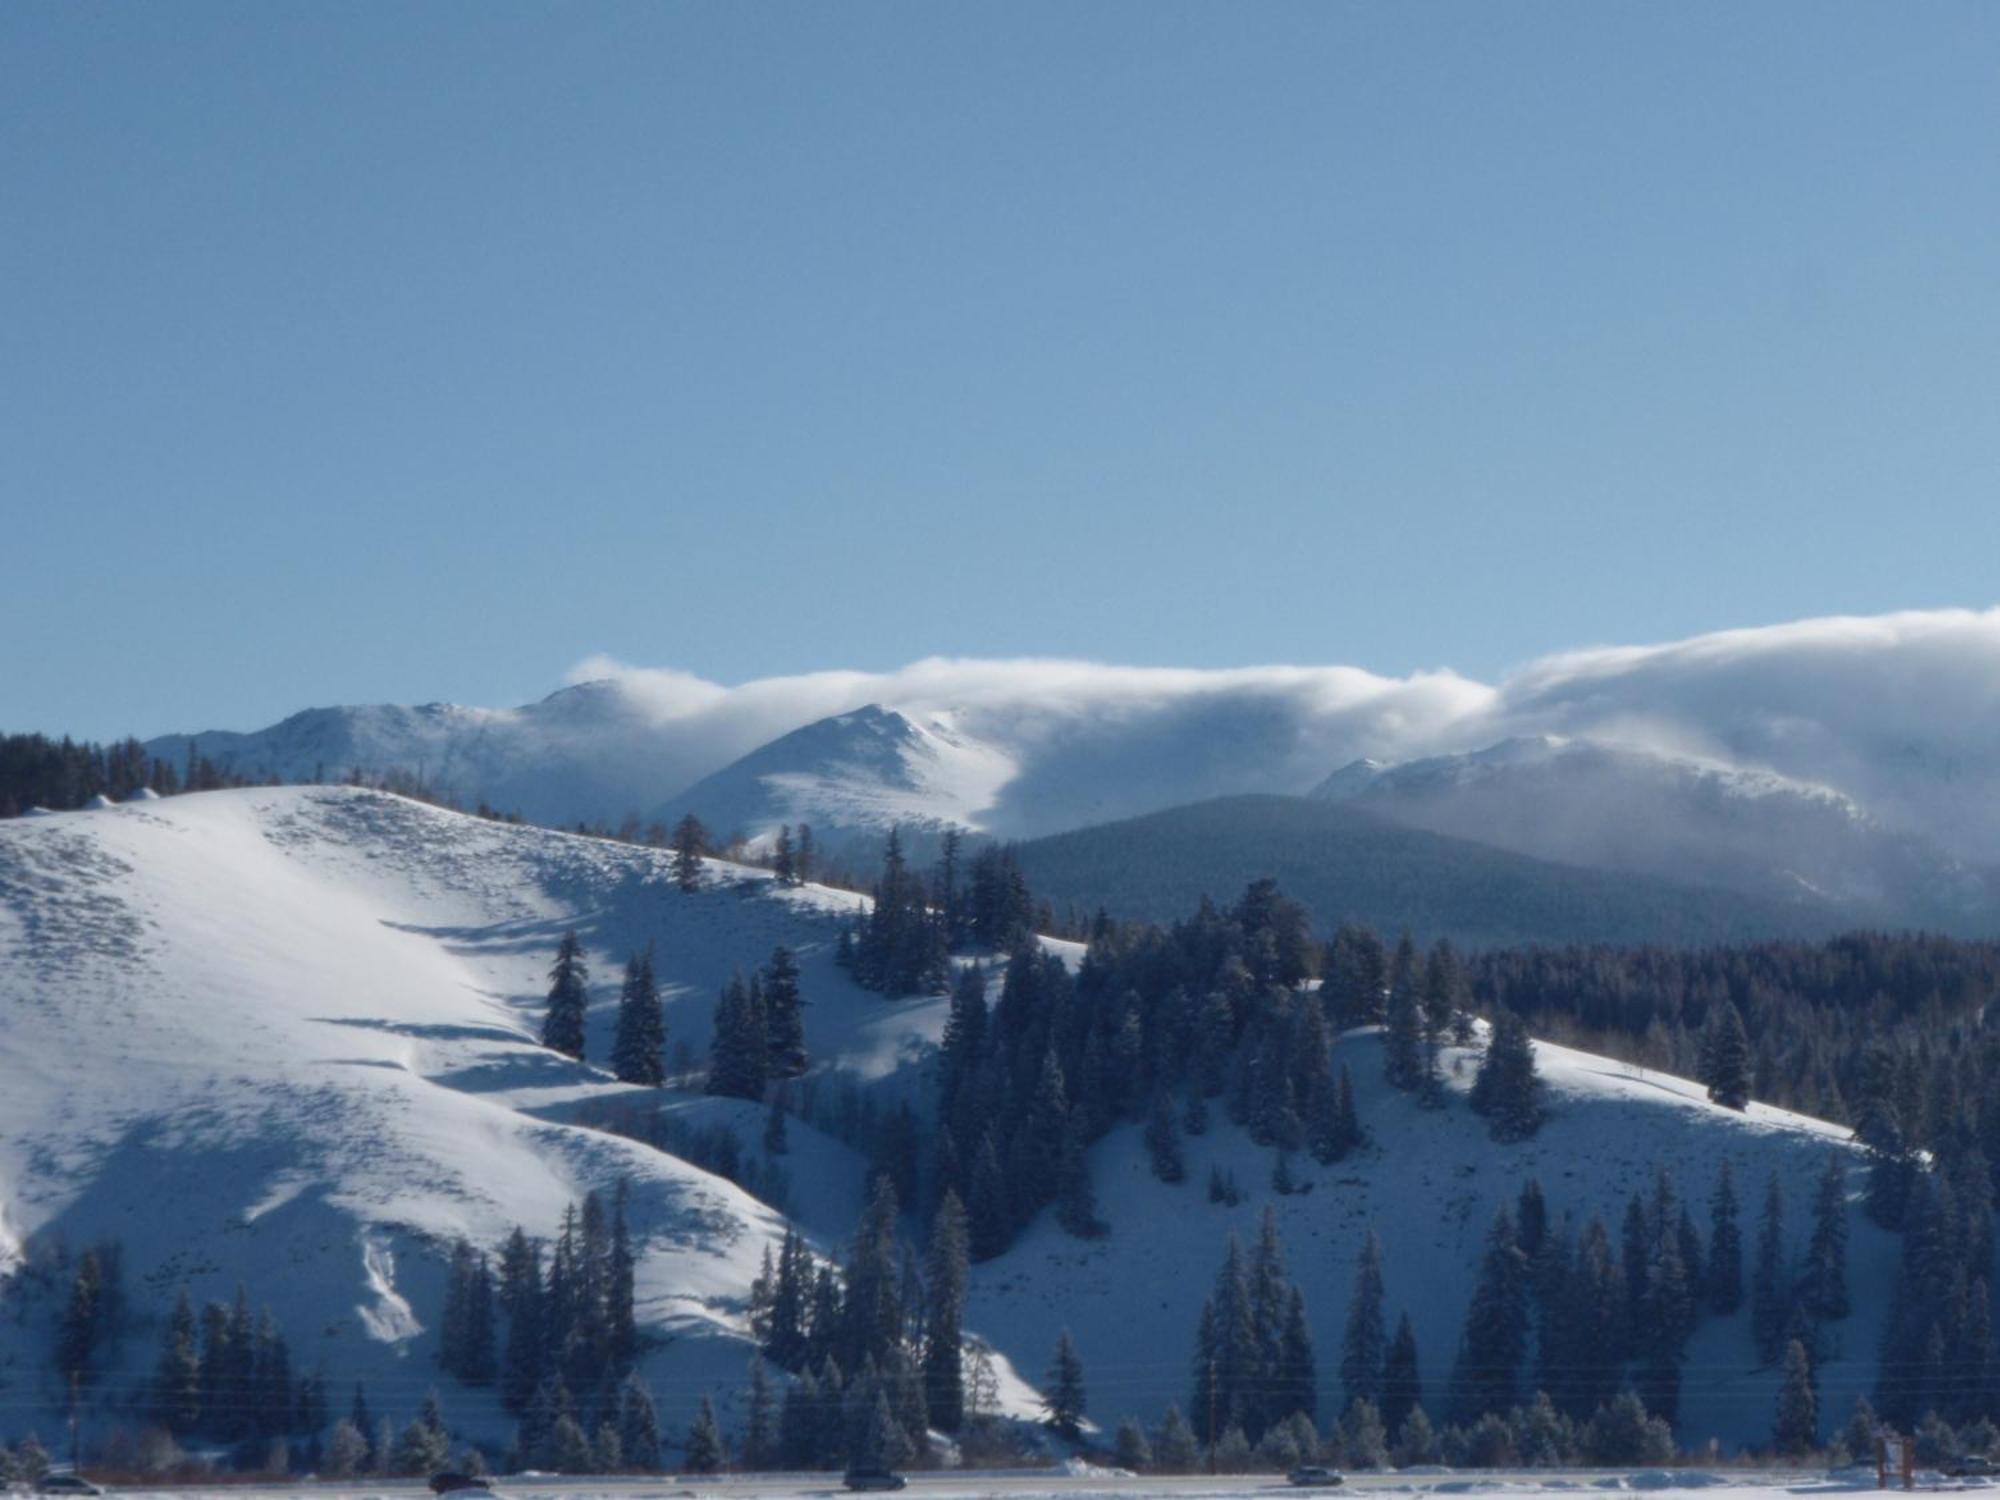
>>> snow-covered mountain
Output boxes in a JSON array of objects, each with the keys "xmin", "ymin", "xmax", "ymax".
[
  {"xmin": 0, "ymin": 787, "xmax": 1908, "ymax": 1454},
  {"xmin": 1311, "ymin": 736, "xmax": 2000, "ymax": 932}
]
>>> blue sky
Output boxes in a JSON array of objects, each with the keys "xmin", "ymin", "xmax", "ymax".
[{"xmin": 5, "ymin": 2, "xmax": 1999, "ymax": 740}]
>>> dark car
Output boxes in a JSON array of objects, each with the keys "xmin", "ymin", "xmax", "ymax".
[
  {"xmin": 428, "ymin": 1475, "xmax": 493, "ymax": 1495},
  {"xmin": 843, "ymin": 1468, "xmax": 908, "ymax": 1491},
  {"xmin": 1941, "ymin": 1456, "xmax": 1999, "ymax": 1477},
  {"xmin": 36, "ymin": 1479, "xmax": 106, "ymax": 1497},
  {"xmin": 1287, "ymin": 1466, "xmax": 1344, "ymax": 1487}
]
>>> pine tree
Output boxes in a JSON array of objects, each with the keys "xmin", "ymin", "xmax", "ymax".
[
  {"xmin": 1469, "ymin": 1010, "xmax": 1543, "ymax": 1141},
  {"xmin": 617, "ymin": 1373, "xmax": 662, "ymax": 1471},
  {"xmin": 1341, "ymin": 1231, "xmax": 1387, "ymax": 1414},
  {"xmin": 921, "ymin": 1191, "xmax": 970, "ymax": 1432},
  {"xmin": 683, "ymin": 1396, "xmax": 723, "ymax": 1473},
  {"xmin": 1753, "ymin": 1172, "xmax": 1791, "ymax": 1365},
  {"xmin": 152, "ymin": 1287, "xmax": 203, "ymax": 1434},
  {"xmin": 1773, "ymin": 1338, "xmax": 1819, "ymax": 1455},
  {"xmin": 744, "ymin": 1359, "xmax": 778, "ymax": 1470},
  {"xmin": 611, "ymin": 950, "xmax": 666, "ymax": 1086},
  {"xmin": 1708, "ymin": 1161, "xmax": 1744, "ymax": 1315},
  {"xmin": 670, "ymin": 815, "xmax": 708, "ymax": 893},
  {"xmin": 1801, "ymin": 1153, "xmax": 1851, "ymax": 1323},
  {"xmin": 842, "ymin": 1178, "xmax": 904, "ymax": 1377},
  {"xmin": 795, "ymin": 824, "xmax": 816, "ymax": 886},
  {"xmin": 708, "ymin": 973, "xmax": 769, "ymax": 1100},
  {"xmin": 1054, "ymin": 1122, "xmax": 1105, "ymax": 1238},
  {"xmin": 762, "ymin": 947, "xmax": 808, "ymax": 1078},
  {"xmin": 772, "ymin": 825, "xmax": 796, "ymax": 886},
  {"xmin": 1145, "ymin": 1091, "xmax": 1186, "ymax": 1183},
  {"xmin": 1155, "ymin": 1403, "xmax": 1202, "ymax": 1471},
  {"xmin": 1114, "ymin": 1416, "xmax": 1152, "ymax": 1472},
  {"xmin": 1043, "ymin": 1329, "xmax": 1087, "ymax": 1440},
  {"xmin": 1381, "ymin": 1313, "xmax": 1422, "ymax": 1438},
  {"xmin": 1383, "ymin": 936, "xmax": 1424, "ymax": 1092},
  {"xmin": 1277, "ymin": 1286, "xmax": 1318, "ymax": 1429},
  {"xmin": 1453, "ymin": 1208, "xmax": 1529, "ymax": 1421},
  {"xmin": 1701, "ymin": 1001, "xmax": 1753, "ymax": 1110},
  {"xmin": 541, "ymin": 931, "xmax": 589, "ymax": 1061}
]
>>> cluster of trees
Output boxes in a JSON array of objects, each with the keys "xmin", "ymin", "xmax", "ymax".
[
  {"xmin": 1188, "ymin": 1211, "xmax": 1318, "ymax": 1445},
  {"xmin": 53, "ymin": 1242, "xmax": 126, "ymax": 1391},
  {"xmin": 453, "ymin": 1187, "xmax": 644, "ymax": 1460},
  {"xmin": 0, "ymin": 731, "xmax": 242, "ymax": 815},
  {"xmin": 841, "ymin": 831, "xmax": 1038, "ymax": 997},
  {"xmin": 707, "ymin": 947, "xmax": 808, "ymax": 1100},
  {"xmin": 1459, "ymin": 931, "xmax": 2000, "ymax": 1140},
  {"xmin": 145, "ymin": 1285, "xmax": 327, "ymax": 1450}
]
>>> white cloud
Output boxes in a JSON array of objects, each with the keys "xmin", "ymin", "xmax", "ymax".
[{"xmin": 564, "ymin": 605, "xmax": 2000, "ymax": 852}]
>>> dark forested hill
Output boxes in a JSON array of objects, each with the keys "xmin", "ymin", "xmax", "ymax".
[{"xmin": 1011, "ymin": 793, "xmax": 1848, "ymax": 949}]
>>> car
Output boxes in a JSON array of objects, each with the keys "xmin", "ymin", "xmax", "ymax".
[
  {"xmin": 842, "ymin": 1468, "xmax": 908, "ymax": 1491},
  {"xmin": 1287, "ymin": 1466, "xmax": 1345, "ymax": 1487},
  {"xmin": 37, "ymin": 1478, "xmax": 106, "ymax": 1497},
  {"xmin": 1941, "ymin": 1456, "xmax": 1999, "ymax": 1477},
  {"xmin": 428, "ymin": 1474, "xmax": 493, "ymax": 1495}
]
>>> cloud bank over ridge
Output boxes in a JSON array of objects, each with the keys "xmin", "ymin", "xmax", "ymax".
[{"xmin": 568, "ymin": 606, "xmax": 2000, "ymax": 855}]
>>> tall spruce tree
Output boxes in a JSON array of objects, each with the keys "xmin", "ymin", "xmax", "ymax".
[
  {"xmin": 1380, "ymin": 1313, "xmax": 1422, "ymax": 1438},
  {"xmin": 670, "ymin": 816, "xmax": 708, "ymax": 893},
  {"xmin": 1801, "ymin": 1153, "xmax": 1851, "ymax": 1323},
  {"xmin": 610, "ymin": 949, "xmax": 666, "ymax": 1086},
  {"xmin": 708, "ymin": 973, "xmax": 770, "ymax": 1100},
  {"xmin": 1469, "ymin": 1010, "xmax": 1543, "ymax": 1141},
  {"xmin": 923, "ymin": 1191, "xmax": 970, "ymax": 1432},
  {"xmin": 1340, "ymin": 1231, "xmax": 1387, "ymax": 1414},
  {"xmin": 762, "ymin": 947, "xmax": 808, "ymax": 1078},
  {"xmin": 1752, "ymin": 1172, "xmax": 1791, "ymax": 1365},
  {"xmin": 152, "ymin": 1287, "xmax": 203, "ymax": 1434},
  {"xmin": 541, "ymin": 931, "xmax": 590, "ymax": 1061},
  {"xmin": 1043, "ymin": 1330, "xmax": 1087, "ymax": 1440},
  {"xmin": 1773, "ymin": 1339, "xmax": 1819, "ymax": 1455},
  {"xmin": 1701, "ymin": 1001, "xmax": 1753, "ymax": 1110},
  {"xmin": 1708, "ymin": 1161, "xmax": 1744, "ymax": 1315},
  {"xmin": 1453, "ymin": 1208, "xmax": 1529, "ymax": 1422}
]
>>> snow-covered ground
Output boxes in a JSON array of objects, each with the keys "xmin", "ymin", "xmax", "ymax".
[{"xmin": 0, "ymin": 788, "xmax": 1904, "ymax": 1456}]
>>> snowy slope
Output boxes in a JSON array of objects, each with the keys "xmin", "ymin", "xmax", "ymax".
[
  {"xmin": 966, "ymin": 1031, "xmax": 1895, "ymax": 1454},
  {"xmin": 0, "ymin": 788, "xmax": 1908, "ymax": 1458},
  {"xmin": 1313, "ymin": 737, "xmax": 1999, "ymax": 932},
  {"xmin": 0, "ymin": 787, "xmax": 929, "ymax": 1441}
]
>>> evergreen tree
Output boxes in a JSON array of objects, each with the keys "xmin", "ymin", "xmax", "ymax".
[
  {"xmin": 1701, "ymin": 1001, "xmax": 1753, "ymax": 1110},
  {"xmin": 611, "ymin": 950, "xmax": 666, "ymax": 1086},
  {"xmin": 795, "ymin": 824, "xmax": 816, "ymax": 886},
  {"xmin": 1381, "ymin": 1314, "xmax": 1422, "ymax": 1439},
  {"xmin": 1773, "ymin": 1338, "xmax": 1819, "ymax": 1455},
  {"xmin": 1054, "ymin": 1122, "xmax": 1106, "ymax": 1238},
  {"xmin": 762, "ymin": 947, "xmax": 808, "ymax": 1078},
  {"xmin": 1469, "ymin": 1010, "xmax": 1543, "ymax": 1141},
  {"xmin": 671, "ymin": 816, "xmax": 708, "ymax": 893},
  {"xmin": 1453, "ymin": 1208, "xmax": 1529, "ymax": 1421},
  {"xmin": 708, "ymin": 973, "xmax": 769, "ymax": 1100},
  {"xmin": 1708, "ymin": 1162, "xmax": 1744, "ymax": 1316},
  {"xmin": 617, "ymin": 1373, "xmax": 662, "ymax": 1471},
  {"xmin": 152, "ymin": 1287, "xmax": 203, "ymax": 1435},
  {"xmin": 772, "ymin": 826, "xmax": 796, "ymax": 886},
  {"xmin": 1383, "ymin": 937, "xmax": 1425, "ymax": 1092},
  {"xmin": 923, "ymin": 1191, "xmax": 970, "ymax": 1432},
  {"xmin": 683, "ymin": 1397, "xmax": 723, "ymax": 1473},
  {"xmin": 842, "ymin": 1178, "xmax": 904, "ymax": 1377},
  {"xmin": 744, "ymin": 1359, "xmax": 778, "ymax": 1470},
  {"xmin": 1145, "ymin": 1091, "xmax": 1186, "ymax": 1183},
  {"xmin": 1114, "ymin": 1416, "xmax": 1153, "ymax": 1472},
  {"xmin": 1753, "ymin": 1172, "xmax": 1791, "ymax": 1365},
  {"xmin": 1277, "ymin": 1287, "xmax": 1318, "ymax": 1430},
  {"xmin": 1154, "ymin": 1404, "xmax": 1202, "ymax": 1471},
  {"xmin": 1043, "ymin": 1329, "xmax": 1087, "ymax": 1440},
  {"xmin": 1341, "ymin": 1231, "xmax": 1387, "ymax": 1414},
  {"xmin": 1801, "ymin": 1154, "xmax": 1851, "ymax": 1323},
  {"xmin": 541, "ymin": 931, "xmax": 589, "ymax": 1061}
]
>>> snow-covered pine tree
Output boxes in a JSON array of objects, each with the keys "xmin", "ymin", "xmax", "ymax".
[
  {"xmin": 540, "ymin": 930, "xmax": 589, "ymax": 1061},
  {"xmin": 1340, "ymin": 1230, "xmax": 1386, "ymax": 1415},
  {"xmin": 610, "ymin": 950, "xmax": 666, "ymax": 1086},
  {"xmin": 1042, "ymin": 1329, "xmax": 1087, "ymax": 1440}
]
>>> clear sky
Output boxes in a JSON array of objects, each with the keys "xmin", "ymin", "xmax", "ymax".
[{"xmin": 6, "ymin": 2, "xmax": 1999, "ymax": 741}]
